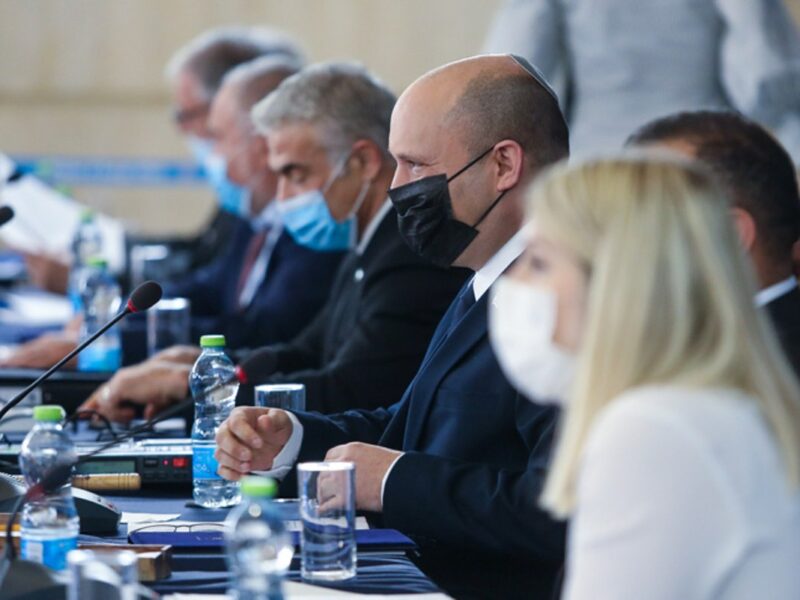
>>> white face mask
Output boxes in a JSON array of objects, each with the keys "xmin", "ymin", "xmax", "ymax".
[{"xmin": 489, "ymin": 275, "xmax": 576, "ymax": 406}]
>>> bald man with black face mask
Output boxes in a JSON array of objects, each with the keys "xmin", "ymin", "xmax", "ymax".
[{"xmin": 216, "ymin": 55, "xmax": 571, "ymax": 599}]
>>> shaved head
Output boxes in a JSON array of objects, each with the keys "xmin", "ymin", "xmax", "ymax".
[
  {"xmin": 389, "ymin": 54, "xmax": 570, "ymax": 270},
  {"xmin": 397, "ymin": 55, "xmax": 568, "ymax": 169}
]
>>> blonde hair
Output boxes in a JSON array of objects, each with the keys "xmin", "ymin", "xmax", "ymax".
[{"xmin": 531, "ymin": 153, "xmax": 800, "ymax": 518}]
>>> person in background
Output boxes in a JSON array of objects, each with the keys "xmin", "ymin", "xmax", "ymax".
[
  {"xmin": 5, "ymin": 56, "xmax": 345, "ymax": 378},
  {"xmin": 83, "ymin": 63, "xmax": 468, "ymax": 420},
  {"xmin": 164, "ymin": 25, "xmax": 305, "ymax": 268},
  {"xmin": 489, "ymin": 154, "xmax": 800, "ymax": 598},
  {"xmin": 213, "ymin": 55, "xmax": 570, "ymax": 599},
  {"xmin": 20, "ymin": 26, "xmax": 305, "ymax": 295},
  {"xmin": 628, "ymin": 110, "xmax": 800, "ymax": 373},
  {"xmin": 1, "ymin": 27, "xmax": 306, "ymax": 368},
  {"xmin": 484, "ymin": 0, "xmax": 800, "ymax": 163},
  {"xmin": 165, "ymin": 55, "xmax": 345, "ymax": 347}
]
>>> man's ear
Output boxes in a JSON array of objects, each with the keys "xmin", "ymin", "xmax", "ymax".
[
  {"xmin": 491, "ymin": 140, "xmax": 524, "ymax": 192},
  {"xmin": 253, "ymin": 134, "xmax": 271, "ymax": 169},
  {"xmin": 731, "ymin": 207, "xmax": 757, "ymax": 252},
  {"xmin": 349, "ymin": 140, "xmax": 383, "ymax": 182}
]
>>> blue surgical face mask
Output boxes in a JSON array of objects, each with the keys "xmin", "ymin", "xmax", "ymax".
[
  {"xmin": 277, "ymin": 157, "xmax": 369, "ymax": 252},
  {"xmin": 187, "ymin": 136, "xmax": 250, "ymax": 218}
]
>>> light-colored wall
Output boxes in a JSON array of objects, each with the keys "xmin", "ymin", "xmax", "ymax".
[
  {"xmin": 0, "ymin": 0, "xmax": 502, "ymax": 235},
  {"xmin": 0, "ymin": 0, "xmax": 798, "ymax": 235}
]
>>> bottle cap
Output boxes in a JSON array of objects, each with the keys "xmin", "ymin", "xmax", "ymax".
[
  {"xmin": 85, "ymin": 256, "xmax": 108, "ymax": 268},
  {"xmin": 200, "ymin": 334, "xmax": 226, "ymax": 348},
  {"xmin": 79, "ymin": 208, "xmax": 95, "ymax": 223},
  {"xmin": 33, "ymin": 405, "xmax": 65, "ymax": 422},
  {"xmin": 240, "ymin": 476, "xmax": 277, "ymax": 498}
]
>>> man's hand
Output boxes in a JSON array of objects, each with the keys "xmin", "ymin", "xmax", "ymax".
[
  {"xmin": 215, "ymin": 407, "xmax": 294, "ymax": 481},
  {"xmin": 80, "ymin": 361, "xmax": 191, "ymax": 423},
  {"xmin": 0, "ymin": 332, "xmax": 78, "ymax": 369},
  {"xmin": 324, "ymin": 442, "xmax": 402, "ymax": 513},
  {"xmin": 151, "ymin": 345, "xmax": 202, "ymax": 365},
  {"xmin": 23, "ymin": 251, "xmax": 70, "ymax": 295}
]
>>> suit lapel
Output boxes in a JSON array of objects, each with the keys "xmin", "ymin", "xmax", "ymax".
[{"xmin": 402, "ymin": 291, "xmax": 490, "ymax": 449}]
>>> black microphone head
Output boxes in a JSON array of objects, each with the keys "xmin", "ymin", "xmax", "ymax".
[
  {"xmin": 126, "ymin": 280, "xmax": 163, "ymax": 313},
  {"xmin": 236, "ymin": 348, "xmax": 278, "ymax": 384},
  {"xmin": 0, "ymin": 205, "xmax": 14, "ymax": 227}
]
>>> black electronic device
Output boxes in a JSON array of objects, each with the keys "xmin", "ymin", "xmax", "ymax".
[
  {"xmin": 0, "ymin": 472, "xmax": 121, "ymax": 534},
  {"xmin": 0, "ymin": 439, "xmax": 193, "ymax": 488},
  {"xmin": 0, "ymin": 368, "xmax": 109, "ymax": 418}
]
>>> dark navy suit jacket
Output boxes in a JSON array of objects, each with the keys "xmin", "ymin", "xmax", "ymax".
[
  {"xmin": 166, "ymin": 221, "xmax": 344, "ymax": 350},
  {"xmin": 765, "ymin": 285, "xmax": 800, "ymax": 377},
  {"xmin": 287, "ymin": 281, "xmax": 566, "ymax": 599}
]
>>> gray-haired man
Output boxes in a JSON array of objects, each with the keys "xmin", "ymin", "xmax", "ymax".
[
  {"xmin": 166, "ymin": 26, "xmax": 305, "ymax": 267},
  {"xmin": 85, "ymin": 62, "xmax": 468, "ymax": 423}
]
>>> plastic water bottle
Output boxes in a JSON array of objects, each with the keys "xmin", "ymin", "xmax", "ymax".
[
  {"xmin": 190, "ymin": 334, "xmax": 241, "ymax": 508},
  {"xmin": 18, "ymin": 405, "xmax": 79, "ymax": 572},
  {"xmin": 225, "ymin": 476, "xmax": 293, "ymax": 600},
  {"xmin": 68, "ymin": 209, "xmax": 103, "ymax": 313},
  {"xmin": 77, "ymin": 257, "xmax": 122, "ymax": 372}
]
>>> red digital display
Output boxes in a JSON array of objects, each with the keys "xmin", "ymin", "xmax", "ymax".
[{"xmin": 172, "ymin": 457, "xmax": 188, "ymax": 468}]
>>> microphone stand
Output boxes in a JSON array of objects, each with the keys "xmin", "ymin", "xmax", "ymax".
[{"xmin": 0, "ymin": 307, "xmax": 132, "ymax": 422}]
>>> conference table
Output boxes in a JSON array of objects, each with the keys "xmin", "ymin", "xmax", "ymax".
[
  {"xmin": 93, "ymin": 490, "xmax": 444, "ymax": 597},
  {"xmin": 0, "ymin": 415, "xmax": 447, "ymax": 598}
]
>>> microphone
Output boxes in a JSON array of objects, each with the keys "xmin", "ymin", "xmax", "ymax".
[
  {"xmin": 35, "ymin": 349, "xmax": 278, "ymax": 493},
  {"xmin": 0, "ymin": 342, "xmax": 280, "ymax": 596},
  {"xmin": 3, "ymin": 340, "xmax": 273, "ymax": 495},
  {"xmin": 235, "ymin": 347, "xmax": 278, "ymax": 384},
  {"xmin": 18, "ymin": 345, "xmax": 275, "ymax": 495},
  {"xmin": 0, "ymin": 280, "xmax": 163, "ymax": 422},
  {"xmin": 0, "ymin": 206, "xmax": 14, "ymax": 227},
  {"xmin": 199, "ymin": 347, "xmax": 278, "ymax": 399}
]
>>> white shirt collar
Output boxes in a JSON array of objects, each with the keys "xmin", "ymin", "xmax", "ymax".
[
  {"xmin": 472, "ymin": 227, "xmax": 529, "ymax": 301},
  {"xmin": 755, "ymin": 276, "xmax": 798, "ymax": 307},
  {"xmin": 356, "ymin": 199, "xmax": 392, "ymax": 255}
]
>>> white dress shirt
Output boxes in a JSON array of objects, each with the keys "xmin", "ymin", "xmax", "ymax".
[
  {"xmin": 755, "ymin": 275, "xmax": 798, "ymax": 307},
  {"xmin": 564, "ymin": 385, "xmax": 800, "ymax": 600}
]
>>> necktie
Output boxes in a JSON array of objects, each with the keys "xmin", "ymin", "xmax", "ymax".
[{"xmin": 235, "ymin": 228, "xmax": 269, "ymax": 310}]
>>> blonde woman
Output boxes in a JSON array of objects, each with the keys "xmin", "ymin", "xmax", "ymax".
[{"xmin": 489, "ymin": 155, "xmax": 800, "ymax": 599}]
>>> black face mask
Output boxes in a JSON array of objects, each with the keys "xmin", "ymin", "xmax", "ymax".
[{"xmin": 388, "ymin": 145, "xmax": 508, "ymax": 268}]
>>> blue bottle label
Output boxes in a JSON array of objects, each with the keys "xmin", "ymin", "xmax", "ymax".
[
  {"xmin": 193, "ymin": 445, "xmax": 221, "ymax": 480},
  {"xmin": 78, "ymin": 345, "xmax": 122, "ymax": 372},
  {"xmin": 21, "ymin": 535, "xmax": 77, "ymax": 571}
]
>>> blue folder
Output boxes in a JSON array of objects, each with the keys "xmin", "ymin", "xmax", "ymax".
[{"xmin": 128, "ymin": 528, "xmax": 416, "ymax": 552}]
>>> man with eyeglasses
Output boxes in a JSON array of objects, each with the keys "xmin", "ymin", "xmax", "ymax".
[{"xmin": 165, "ymin": 26, "xmax": 305, "ymax": 270}]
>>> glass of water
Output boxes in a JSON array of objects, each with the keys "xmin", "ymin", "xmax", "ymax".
[
  {"xmin": 146, "ymin": 297, "xmax": 191, "ymax": 357},
  {"xmin": 67, "ymin": 548, "xmax": 138, "ymax": 600},
  {"xmin": 297, "ymin": 461, "xmax": 356, "ymax": 581},
  {"xmin": 254, "ymin": 383, "xmax": 306, "ymax": 412}
]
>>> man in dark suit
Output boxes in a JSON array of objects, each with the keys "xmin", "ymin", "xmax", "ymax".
[
  {"xmin": 167, "ymin": 55, "xmax": 345, "ymax": 349},
  {"xmin": 85, "ymin": 63, "xmax": 468, "ymax": 422},
  {"xmin": 235, "ymin": 62, "xmax": 471, "ymax": 413},
  {"xmin": 81, "ymin": 57, "xmax": 346, "ymax": 422},
  {"xmin": 629, "ymin": 111, "xmax": 800, "ymax": 374},
  {"xmin": 216, "ymin": 55, "xmax": 571, "ymax": 599},
  {"xmin": 165, "ymin": 26, "xmax": 306, "ymax": 270}
]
